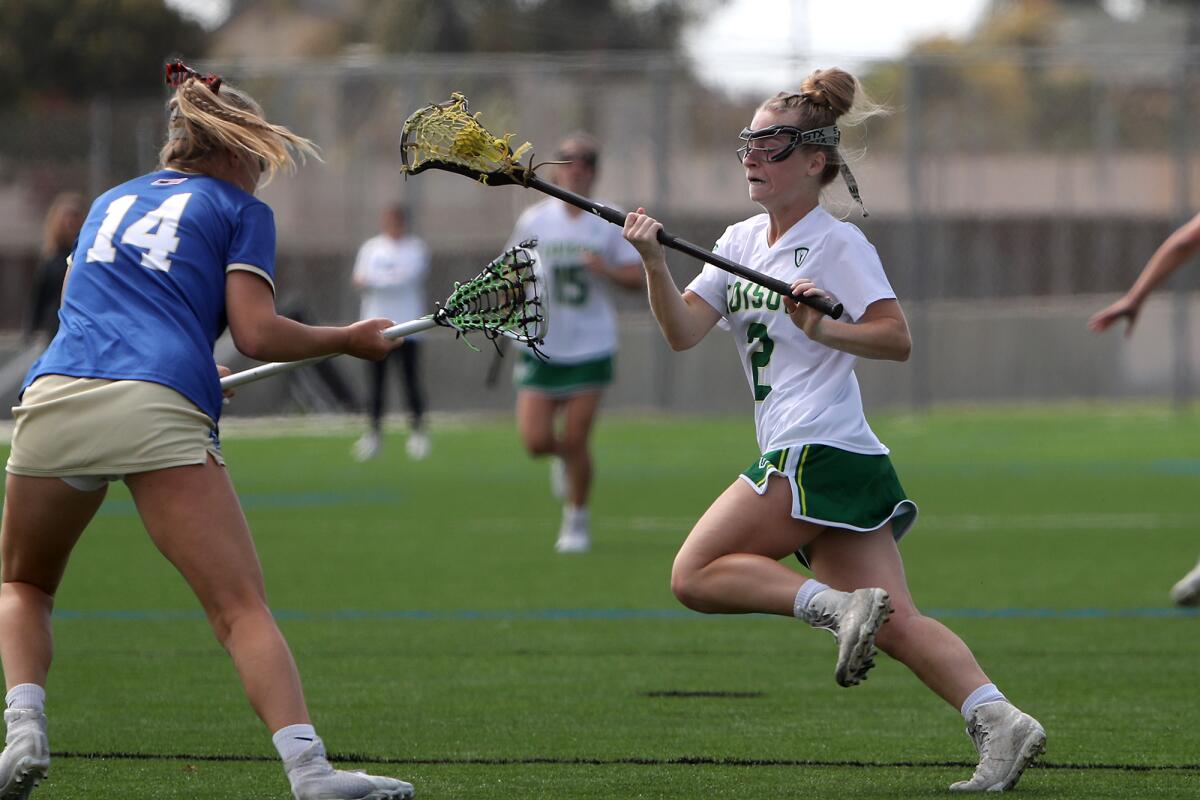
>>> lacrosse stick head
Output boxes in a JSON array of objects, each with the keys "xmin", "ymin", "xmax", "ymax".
[
  {"xmin": 400, "ymin": 93, "xmax": 536, "ymax": 186},
  {"xmin": 434, "ymin": 238, "xmax": 546, "ymax": 354}
]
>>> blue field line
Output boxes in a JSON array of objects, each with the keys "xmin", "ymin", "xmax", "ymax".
[
  {"xmin": 94, "ymin": 488, "xmax": 402, "ymax": 516},
  {"xmin": 50, "ymin": 606, "xmax": 1200, "ymax": 622},
  {"xmin": 901, "ymin": 458, "xmax": 1200, "ymax": 478}
]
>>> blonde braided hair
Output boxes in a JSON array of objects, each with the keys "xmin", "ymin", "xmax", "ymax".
[{"xmin": 159, "ymin": 78, "xmax": 321, "ymax": 186}]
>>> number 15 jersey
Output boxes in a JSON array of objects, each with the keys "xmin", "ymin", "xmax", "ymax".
[
  {"xmin": 507, "ymin": 199, "xmax": 640, "ymax": 364},
  {"xmin": 22, "ymin": 169, "xmax": 277, "ymax": 423},
  {"xmin": 686, "ymin": 206, "xmax": 897, "ymax": 455}
]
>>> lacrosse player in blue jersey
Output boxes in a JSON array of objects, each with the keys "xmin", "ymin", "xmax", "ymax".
[{"xmin": 0, "ymin": 62, "xmax": 413, "ymax": 800}]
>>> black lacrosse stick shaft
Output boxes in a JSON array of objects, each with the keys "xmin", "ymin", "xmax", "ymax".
[{"xmin": 521, "ymin": 174, "xmax": 843, "ymax": 320}]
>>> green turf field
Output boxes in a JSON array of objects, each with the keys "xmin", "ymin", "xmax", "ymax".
[{"xmin": 1, "ymin": 405, "xmax": 1198, "ymax": 798}]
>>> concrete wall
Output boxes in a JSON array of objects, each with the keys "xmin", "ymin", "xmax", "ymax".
[{"xmin": 2, "ymin": 293, "xmax": 1194, "ymax": 423}]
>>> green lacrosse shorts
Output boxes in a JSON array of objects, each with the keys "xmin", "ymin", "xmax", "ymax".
[
  {"xmin": 513, "ymin": 352, "xmax": 614, "ymax": 396},
  {"xmin": 740, "ymin": 444, "xmax": 918, "ymax": 568}
]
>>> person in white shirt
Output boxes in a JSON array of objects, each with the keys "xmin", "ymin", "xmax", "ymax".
[
  {"xmin": 506, "ymin": 133, "xmax": 642, "ymax": 553},
  {"xmin": 623, "ymin": 67, "xmax": 1045, "ymax": 794},
  {"xmin": 351, "ymin": 205, "xmax": 431, "ymax": 461}
]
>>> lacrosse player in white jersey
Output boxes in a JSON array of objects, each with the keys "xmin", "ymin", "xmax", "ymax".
[
  {"xmin": 623, "ymin": 67, "xmax": 1045, "ymax": 793},
  {"xmin": 506, "ymin": 133, "xmax": 642, "ymax": 553}
]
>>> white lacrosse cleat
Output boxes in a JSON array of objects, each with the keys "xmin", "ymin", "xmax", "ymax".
[
  {"xmin": 285, "ymin": 739, "xmax": 414, "ymax": 800},
  {"xmin": 950, "ymin": 701, "xmax": 1046, "ymax": 792},
  {"xmin": 0, "ymin": 709, "xmax": 49, "ymax": 800},
  {"xmin": 554, "ymin": 523, "xmax": 590, "ymax": 554},
  {"xmin": 1169, "ymin": 560, "xmax": 1200, "ymax": 607},
  {"xmin": 352, "ymin": 432, "xmax": 381, "ymax": 462},
  {"xmin": 405, "ymin": 431, "xmax": 431, "ymax": 461},
  {"xmin": 804, "ymin": 587, "xmax": 892, "ymax": 687},
  {"xmin": 549, "ymin": 457, "xmax": 566, "ymax": 500},
  {"xmin": 554, "ymin": 529, "xmax": 590, "ymax": 554}
]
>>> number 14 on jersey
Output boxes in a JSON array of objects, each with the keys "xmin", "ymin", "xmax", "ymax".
[{"xmin": 86, "ymin": 193, "xmax": 193, "ymax": 273}]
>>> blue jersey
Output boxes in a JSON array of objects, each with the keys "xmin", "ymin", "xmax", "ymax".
[{"xmin": 22, "ymin": 169, "xmax": 276, "ymax": 423}]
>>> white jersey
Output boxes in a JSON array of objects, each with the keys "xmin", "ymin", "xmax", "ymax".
[
  {"xmin": 353, "ymin": 233, "xmax": 430, "ymax": 335},
  {"xmin": 507, "ymin": 199, "xmax": 640, "ymax": 363},
  {"xmin": 686, "ymin": 207, "xmax": 897, "ymax": 455}
]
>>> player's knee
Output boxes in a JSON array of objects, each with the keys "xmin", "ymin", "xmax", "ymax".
[
  {"xmin": 669, "ymin": 562, "xmax": 709, "ymax": 612},
  {"xmin": 559, "ymin": 432, "xmax": 589, "ymax": 458},
  {"xmin": 0, "ymin": 579, "xmax": 56, "ymax": 608},
  {"xmin": 521, "ymin": 432, "xmax": 556, "ymax": 456},
  {"xmin": 204, "ymin": 594, "xmax": 272, "ymax": 648}
]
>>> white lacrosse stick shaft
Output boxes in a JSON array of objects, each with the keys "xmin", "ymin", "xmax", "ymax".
[{"xmin": 219, "ymin": 316, "xmax": 436, "ymax": 391}]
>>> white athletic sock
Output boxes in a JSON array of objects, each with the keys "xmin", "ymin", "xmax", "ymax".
[
  {"xmin": 563, "ymin": 505, "xmax": 588, "ymax": 530},
  {"xmin": 5, "ymin": 684, "xmax": 45, "ymax": 714},
  {"xmin": 792, "ymin": 580, "xmax": 831, "ymax": 620},
  {"xmin": 960, "ymin": 683, "xmax": 1007, "ymax": 721},
  {"xmin": 273, "ymin": 723, "xmax": 320, "ymax": 763}
]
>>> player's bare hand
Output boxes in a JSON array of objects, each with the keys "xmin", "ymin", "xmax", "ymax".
[
  {"xmin": 1088, "ymin": 296, "xmax": 1141, "ymax": 336},
  {"xmin": 217, "ymin": 364, "xmax": 236, "ymax": 399},
  {"xmin": 783, "ymin": 279, "xmax": 831, "ymax": 339},
  {"xmin": 623, "ymin": 208, "xmax": 666, "ymax": 266},
  {"xmin": 582, "ymin": 250, "xmax": 606, "ymax": 276},
  {"xmin": 344, "ymin": 318, "xmax": 402, "ymax": 360}
]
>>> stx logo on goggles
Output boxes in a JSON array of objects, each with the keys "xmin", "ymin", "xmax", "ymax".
[{"xmin": 736, "ymin": 124, "xmax": 841, "ymax": 163}]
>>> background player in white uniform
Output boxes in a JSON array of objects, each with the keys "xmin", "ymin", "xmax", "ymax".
[
  {"xmin": 506, "ymin": 133, "xmax": 642, "ymax": 553},
  {"xmin": 1089, "ymin": 210, "xmax": 1200, "ymax": 606},
  {"xmin": 351, "ymin": 204, "xmax": 432, "ymax": 461},
  {"xmin": 0, "ymin": 65, "xmax": 413, "ymax": 800},
  {"xmin": 623, "ymin": 68, "xmax": 1045, "ymax": 793}
]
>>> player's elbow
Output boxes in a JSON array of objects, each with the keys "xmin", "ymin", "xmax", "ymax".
[
  {"xmin": 665, "ymin": 332, "xmax": 698, "ymax": 352},
  {"xmin": 1167, "ymin": 234, "xmax": 1200, "ymax": 260},
  {"xmin": 229, "ymin": 320, "xmax": 274, "ymax": 362},
  {"xmin": 665, "ymin": 323, "xmax": 708, "ymax": 352}
]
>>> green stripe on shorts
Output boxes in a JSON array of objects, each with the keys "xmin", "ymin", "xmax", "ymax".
[
  {"xmin": 741, "ymin": 447, "xmax": 791, "ymax": 489},
  {"xmin": 514, "ymin": 352, "xmax": 613, "ymax": 395}
]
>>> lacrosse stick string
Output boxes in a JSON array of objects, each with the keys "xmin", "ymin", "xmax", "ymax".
[
  {"xmin": 221, "ymin": 241, "xmax": 545, "ymax": 392},
  {"xmin": 483, "ymin": 334, "xmax": 510, "ymax": 388},
  {"xmin": 400, "ymin": 93, "xmax": 843, "ymax": 320}
]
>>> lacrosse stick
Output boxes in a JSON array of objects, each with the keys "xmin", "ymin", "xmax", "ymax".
[
  {"xmin": 221, "ymin": 241, "xmax": 545, "ymax": 391},
  {"xmin": 400, "ymin": 93, "xmax": 843, "ymax": 320}
]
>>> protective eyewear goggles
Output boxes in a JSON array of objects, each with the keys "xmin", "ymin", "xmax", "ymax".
[
  {"xmin": 735, "ymin": 123, "xmax": 869, "ymax": 217},
  {"xmin": 735, "ymin": 124, "xmax": 840, "ymax": 163}
]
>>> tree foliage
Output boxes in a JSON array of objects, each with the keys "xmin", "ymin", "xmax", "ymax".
[
  {"xmin": 861, "ymin": 0, "xmax": 1198, "ymax": 151},
  {"xmin": 0, "ymin": 0, "xmax": 208, "ymax": 109},
  {"xmin": 354, "ymin": 0, "xmax": 722, "ymax": 54}
]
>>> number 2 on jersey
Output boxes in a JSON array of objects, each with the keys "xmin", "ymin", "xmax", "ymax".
[
  {"xmin": 86, "ymin": 193, "xmax": 193, "ymax": 272},
  {"xmin": 747, "ymin": 322, "xmax": 774, "ymax": 401}
]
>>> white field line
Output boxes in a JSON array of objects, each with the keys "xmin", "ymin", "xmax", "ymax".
[{"xmin": 620, "ymin": 513, "xmax": 1198, "ymax": 533}]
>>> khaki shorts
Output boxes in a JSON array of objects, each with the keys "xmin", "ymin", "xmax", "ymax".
[{"xmin": 6, "ymin": 375, "xmax": 223, "ymax": 490}]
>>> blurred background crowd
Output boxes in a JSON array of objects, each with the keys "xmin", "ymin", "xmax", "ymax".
[{"xmin": 1, "ymin": 0, "xmax": 1197, "ymax": 417}]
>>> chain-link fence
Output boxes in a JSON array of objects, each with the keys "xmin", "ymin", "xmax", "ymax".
[{"xmin": 1, "ymin": 47, "xmax": 1197, "ymax": 413}]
